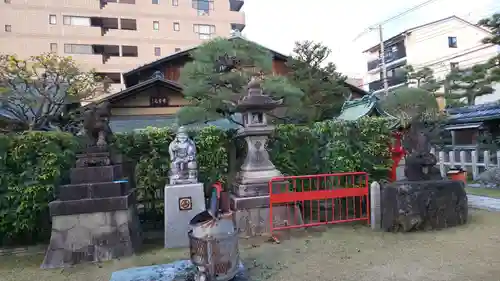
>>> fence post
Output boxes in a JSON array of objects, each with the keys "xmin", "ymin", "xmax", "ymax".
[
  {"xmin": 438, "ymin": 151, "xmax": 446, "ymax": 178},
  {"xmin": 471, "ymin": 150, "xmax": 478, "ymax": 180},
  {"xmin": 370, "ymin": 181, "xmax": 381, "ymax": 231},
  {"xmin": 497, "ymin": 151, "xmax": 500, "ymax": 167},
  {"xmin": 459, "ymin": 151, "xmax": 466, "ymax": 170},
  {"xmin": 449, "ymin": 151, "xmax": 455, "ymax": 168},
  {"xmin": 484, "ymin": 150, "xmax": 490, "ymax": 171}
]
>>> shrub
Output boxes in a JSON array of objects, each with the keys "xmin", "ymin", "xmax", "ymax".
[{"xmin": 0, "ymin": 132, "xmax": 77, "ymax": 245}]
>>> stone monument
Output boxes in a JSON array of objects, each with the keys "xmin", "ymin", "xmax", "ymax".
[
  {"xmin": 164, "ymin": 126, "xmax": 205, "ymax": 248},
  {"xmin": 41, "ymin": 101, "xmax": 141, "ymax": 269},
  {"xmin": 230, "ymin": 79, "xmax": 302, "ymax": 236},
  {"xmin": 380, "ymin": 121, "xmax": 468, "ymax": 232}
]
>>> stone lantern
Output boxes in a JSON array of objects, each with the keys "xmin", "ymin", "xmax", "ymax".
[{"xmin": 230, "ymin": 79, "xmax": 299, "ymax": 235}]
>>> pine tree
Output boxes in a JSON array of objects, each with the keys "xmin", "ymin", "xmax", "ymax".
[
  {"xmin": 478, "ymin": 13, "xmax": 500, "ymax": 83},
  {"xmin": 286, "ymin": 41, "xmax": 349, "ymax": 123},
  {"xmin": 177, "ymin": 37, "xmax": 303, "ymax": 125},
  {"xmin": 404, "ymin": 65, "xmax": 441, "ymax": 93},
  {"xmin": 444, "ymin": 63, "xmax": 494, "ymax": 105}
]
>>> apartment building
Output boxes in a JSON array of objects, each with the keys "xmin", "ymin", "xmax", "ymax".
[
  {"xmin": 0, "ymin": 0, "xmax": 245, "ymax": 93},
  {"xmin": 362, "ymin": 16, "xmax": 499, "ymax": 104}
]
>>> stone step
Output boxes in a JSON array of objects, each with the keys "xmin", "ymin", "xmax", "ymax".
[
  {"xmin": 70, "ymin": 164, "xmax": 125, "ymax": 184},
  {"xmin": 56, "ymin": 180, "xmax": 130, "ymax": 201},
  {"xmin": 49, "ymin": 191, "xmax": 136, "ymax": 217}
]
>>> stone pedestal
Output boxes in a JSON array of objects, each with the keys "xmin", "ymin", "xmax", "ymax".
[
  {"xmin": 41, "ymin": 151, "xmax": 141, "ymax": 269},
  {"xmin": 164, "ymin": 183, "xmax": 205, "ymax": 248},
  {"xmin": 230, "ymin": 181, "xmax": 302, "ymax": 236},
  {"xmin": 380, "ymin": 180, "xmax": 468, "ymax": 232}
]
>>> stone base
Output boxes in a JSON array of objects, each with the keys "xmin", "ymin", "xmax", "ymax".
[
  {"xmin": 164, "ymin": 183, "xmax": 205, "ymax": 248},
  {"xmin": 41, "ymin": 207, "xmax": 141, "ymax": 269},
  {"xmin": 381, "ymin": 180, "xmax": 468, "ymax": 232},
  {"xmin": 230, "ymin": 194, "xmax": 303, "ymax": 236}
]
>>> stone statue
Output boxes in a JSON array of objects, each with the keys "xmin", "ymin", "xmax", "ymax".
[
  {"xmin": 168, "ymin": 126, "xmax": 198, "ymax": 185},
  {"xmin": 82, "ymin": 101, "xmax": 112, "ymax": 148},
  {"xmin": 403, "ymin": 122, "xmax": 442, "ymax": 181}
]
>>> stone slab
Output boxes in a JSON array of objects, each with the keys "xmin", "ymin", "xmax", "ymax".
[
  {"xmin": 164, "ymin": 183, "xmax": 205, "ymax": 248},
  {"xmin": 49, "ymin": 191, "xmax": 136, "ymax": 216},
  {"xmin": 381, "ymin": 180, "xmax": 468, "ymax": 232},
  {"xmin": 231, "ymin": 180, "xmax": 288, "ymax": 197},
  {"xmin": 56, "ymin": 181, "xmax": 129, "ymax": 201},
  {"xmin": 109, "ymin": 260, "xmax": 247, "ymax": 281},
  {"xmin": 41, "ymin": 207, "xmax": 142, "ymax": 269},
  {"xmin": 230, "ymin": 194, "xmax": 302, "ymax": 236},
  {"xmin": 70, "ymin": 164, "xmax": 125, "ymax": 184}
]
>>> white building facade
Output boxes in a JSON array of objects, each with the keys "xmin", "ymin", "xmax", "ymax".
[{"xmin": 363, "ymin": 16, "xmax": 499, "ymax": 104}]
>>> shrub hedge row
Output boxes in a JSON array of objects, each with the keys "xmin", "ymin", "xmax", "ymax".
[{"xmin": 0, "ymin": 117, "xmax": 392, "ymax": 245}]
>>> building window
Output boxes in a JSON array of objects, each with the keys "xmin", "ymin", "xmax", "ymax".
[
  {"xmin": 154, "ymin": 47, "xmax": 161, "ymax": 56},
  {"xmin": 153, "ymin": 21, "xmax": 160, "ymax": 31},
  {"xmin": 49, "ymin": 15, "xmax": 57, "ymax": 25},
  {"xmin": 448, "ymin": 36, "xmax": 457, "ymax": 48},
  {"xmin": 173, "ymin": 22, "xmax": 180, "ymax": 31},
  {"xmin": 152, "ymin": 0, "xmax": 159, "ymax": 3},
  {"xmin": 4, "ymin": 0, "xmax": 11, "ymax": 3},
  {"xmin": 193, "ymin": 24, "xmax": 215, "ymax": 39},
  {"xmin": 63, "ymin": 16, "xmax": 91, "ymax": 26},
  {"xmin": 450, "ymin": 62, "xmax": 459, "ymax": 70},
  {"xmin": 4, "ymin": 25, "xmax": 11, "ymax": 32},
  {"xmin": 172, "ymin": 0, "xmax": 178, "ymax": 6},
  {"xmin": 64, "ymin": 44, "xmax": 93, "ymax": 54},
  {"xmin": 192, "ymin": 0, "xmax": 214, "ymax": 15},
  {"xmin": 150, "ymin": 96, "xmax": 169, "ymax": 107},
  {"xmin": 50, "ymin": 43, "xmax": 58, "ymax": 53},
  {"xmin": 175, "ymin": 48, "xmax": 181, "ymax": 52}
]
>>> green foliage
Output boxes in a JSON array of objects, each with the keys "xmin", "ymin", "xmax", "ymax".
[
  {"xmin": 286, "ymin": 41, "xmax": 349, "ymax": 123},
  {"xmin": 177, "ymin": 37, "xmax": 303, "ymax": 125},
  {"xmin": 445, "ymin": 64, "xmax": 495, "ymax": 105},
  {"xmin": 478, "ymin": 13, "xmax": 500, "ymax": 85},
  {"xmin": 381, "ymin": 87, "xmax": 440, "ymax": 126},
  {"xmin": 404, "ymin": 65, "xmax": 441, "ymax": 93},
  {"xmin": 0, "ymin": 53, "xmax": 106, "ymax": 131},
  {"xmin": 0, "ymin": 131, "xmax": 77, "ymax": 245}
]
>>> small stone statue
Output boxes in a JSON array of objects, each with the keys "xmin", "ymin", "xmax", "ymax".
[
  {"xmin": 403, "ymin": 122, "xmax": 442, "ymax": 181},
  {"xmin": 168, "ymin": 126, "xmax": 198, "ymax": 185},
  {"xmin": 82, "ymin": 101, "xmax": 112, "ymax": 148}
]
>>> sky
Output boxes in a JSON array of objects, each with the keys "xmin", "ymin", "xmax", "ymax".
[{"xmin": 241, "ymin": 0, "xmax": 499, "ymax": 78}]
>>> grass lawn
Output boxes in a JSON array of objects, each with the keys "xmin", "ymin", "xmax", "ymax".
[
  {"xmin": 466, "ymin": 187, "xmax": 500, "ymax": 198},
  {"xmin": 1, "ymin": 210, "xmax": 500, "ymax": 281}
]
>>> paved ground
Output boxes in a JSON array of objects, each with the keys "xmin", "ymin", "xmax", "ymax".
[
  {"xmin": 1, "ymin": 209, "xmax": 500, "ymax": 281},
  {"xmin": 468, "ymin": 195, "xmax": 500, "ymax": 211}
]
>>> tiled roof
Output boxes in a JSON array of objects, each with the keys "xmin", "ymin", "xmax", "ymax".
[
  {"xmin": 110, "ymin": 114, "xmax": 242, "ymax": 133},
  {"xmin": 447, "ymin": 102, "xmax": 500, "ymax": 124}
]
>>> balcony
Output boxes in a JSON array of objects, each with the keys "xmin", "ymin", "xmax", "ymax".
[
  {"xmin": 368, "ymin": 75, "xmax": 408, "ymax": 93},
  {"xmin": 367, "ymin": 42, "xmax": 407, "ymax": 71},
  {"xmin": 229, "ymin": 0, "xmax": 244, "ymax": 11}
]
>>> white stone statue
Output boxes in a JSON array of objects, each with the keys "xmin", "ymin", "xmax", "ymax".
[{"xmin": 168, "ymin": 126, "xmax": 198, "ymax": 185}]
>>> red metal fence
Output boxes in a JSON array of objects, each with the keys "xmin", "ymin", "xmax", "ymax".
[{"xmin": 268, "ymin": 172, "xmax": 369, "ymax": 239}]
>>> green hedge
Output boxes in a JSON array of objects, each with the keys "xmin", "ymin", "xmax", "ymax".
[{"xmin": 0, "ymin": 118, "xmax": 392, "ymax": 245}]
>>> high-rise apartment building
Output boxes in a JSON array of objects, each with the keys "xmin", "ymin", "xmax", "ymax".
[{"xmin": 0, "ymin": 0, "xmax": 245, "ymax": 93}]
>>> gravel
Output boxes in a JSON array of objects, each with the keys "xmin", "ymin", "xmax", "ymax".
[{"xmin": 1, "ymin": 209, "xmax": 500, "ymax": 281}]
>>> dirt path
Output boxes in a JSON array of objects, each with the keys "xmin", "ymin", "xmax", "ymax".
[{"xmin": 1, "ymin": 209, "xmax": 500, "ymax": 281}]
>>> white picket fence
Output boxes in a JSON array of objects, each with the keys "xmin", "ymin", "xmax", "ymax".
[{"xmin": 430, "ymin": 148, "xmax": 500, "ymax": 180}]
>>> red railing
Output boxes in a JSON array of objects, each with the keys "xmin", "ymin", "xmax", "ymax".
[{"xmin": 269, "ymin": 172, "xmax": 370, "ymax": 240}]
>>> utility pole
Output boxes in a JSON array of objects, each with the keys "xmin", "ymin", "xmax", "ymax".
[{"xmin": 378, "ymin": 25, "xmax": 389, "ymax": 96}]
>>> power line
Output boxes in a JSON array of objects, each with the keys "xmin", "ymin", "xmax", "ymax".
[{"xmin": 354, "ymin": 0, "xmax": 443, "ymax": 41}]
